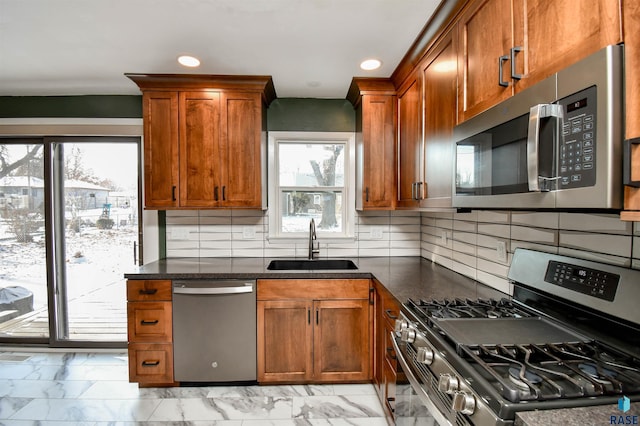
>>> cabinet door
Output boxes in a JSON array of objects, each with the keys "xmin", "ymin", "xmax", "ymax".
[
  {"xmin": 361, "ymin": 95, "xmax": 396, "ymax": 209},
  {"xmin": 623, "ymin": 0, "xmax": 640, "ymax": 214},
  {"xmin": 513, "ymin": 0, "xmax": 622, "ymax": 93},
  {"xmin": 457, "ymin": 0, "xmax": 514, "ymax": 122},
  {"xmin": 257, "ymin": 300, "xmax": 313, "ymax": 382},
  {"xmin": 179, "ymin": 91, "xmax": 221, "ymax": 207},
  {"xmin": 142, "ymin": 91, "xmax": 179, "ymax": 208},
  {"xmin": 421, "ymin": 31, "xmax": 457, "ymax": 208},
  {"xmin": 314, "ymin": 299, "xmax": 370, "ymax": 382},
  {"xmin": 220, "ymin": 91, "xmax": 263, "ymax": 208},
  {"xmin": 397, "ymin": 75, "xmax": 422, "ymax": 208}
]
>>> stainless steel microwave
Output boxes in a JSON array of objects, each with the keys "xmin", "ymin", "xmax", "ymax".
[{"xmin": 452, "ymin": 44, "xmax": 623, "ymax": 210}]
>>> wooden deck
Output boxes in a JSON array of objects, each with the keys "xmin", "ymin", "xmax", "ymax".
[{"xmin": 0, "ymin": 280, "xmax": 127, "ymax": 342}]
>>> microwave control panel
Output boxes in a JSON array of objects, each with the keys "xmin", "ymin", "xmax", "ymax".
[{"xmin": 559, "ymin": 86, "xmax": 597, "ymax": 188}]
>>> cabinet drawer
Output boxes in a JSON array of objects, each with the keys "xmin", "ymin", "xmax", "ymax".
[
  {"xmin": 383, "ymin": 326, "xmax": 397, "ymax": 369},
  {"xmin": 127, "ymin": 302, "xmax": 172, "ymax": 342},
  {"xmin": 127, "ymin": 280, "xmax": 172, "ymax": 301},
  {"xmin": 128, "ymin": 343, "xmax": 174, "ymax": 384},
  {"xmin": 258, "ymin": 279, "xmax": 370, "ymax": 300}
]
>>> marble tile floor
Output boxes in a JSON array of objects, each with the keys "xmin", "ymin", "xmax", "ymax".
[{"xmin": 0, "ymin": 350, "xmax": 389, "ymax": 426}]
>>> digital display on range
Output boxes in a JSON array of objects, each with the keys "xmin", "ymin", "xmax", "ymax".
[
  {"xmin": 567, "ymin": 98, "xmax": 588, "ymax": 113},
  {"xmin": 544, "ymin": 260, "xmax": 619, "ymax": 302}
]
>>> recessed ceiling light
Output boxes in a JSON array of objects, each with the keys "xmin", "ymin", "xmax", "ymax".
[
  {"xmin": 360, "ymin": 59, "xmax": 382, "ymax": 71},
  {"xmin": 178, "ymin": 55, "xmax": 201, "ymax": 67}
]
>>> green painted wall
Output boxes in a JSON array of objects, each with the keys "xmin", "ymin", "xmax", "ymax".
[
  {"xmin": 0, "ymin": 96, "xmax": 356, "ymax": 132},
  {"xmin": 267, "ymin": 98, "xmax": 355, "ymax": 132},
  {"xmin": 0, "ymin": 95, "xmax": 142, "ymax": 118}
]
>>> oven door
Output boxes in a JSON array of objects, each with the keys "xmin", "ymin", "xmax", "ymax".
[{"xmin": 392, "ymin": 333, "xmax": 452, "ymax": 426}]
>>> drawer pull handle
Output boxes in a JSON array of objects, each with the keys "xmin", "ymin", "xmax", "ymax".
[
  {"xmin": 140, "ymin": 319, "xmax": 159, "ymax": 325},
  {"xmin": 139, "ymin": 289, "xmax": 158, "ymax": 295},
  {"xmin": 386, "ymin": 347, "xmax": 397, "ymax": 360},
  {"xmin": 385, "ymin": 309, "xmax": 398, "ymax": 320},
  {"xmin": 141, "ymin": 360, "xmax": 160, "ymax": 367}
]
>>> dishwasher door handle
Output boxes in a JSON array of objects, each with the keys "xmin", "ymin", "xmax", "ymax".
[{"xmin": 173, "ymin": 285, "xmax": 254, "ymax": 295}]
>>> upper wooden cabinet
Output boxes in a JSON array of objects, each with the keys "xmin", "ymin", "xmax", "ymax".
[
  {"xmin": 421, "ymin": 29, "xmax": 457, "ymax": 209},
  {"xmin": 347, "ymin": 78, "xmax": 397, "ymax": 210},
  {"xmin": 396, "ymin": 72, "xmax": 423, "ymax": 208},
  {"xmin": 127, "ymin": 74, "xmax": 276, "ymax": 209},
  {"xmin": 456, "ymin": 0, "xmax": 622, "ymax": 122},
  {"xmin": 622, "ymin": 0, "xmax": 640, "ymax": 220}
]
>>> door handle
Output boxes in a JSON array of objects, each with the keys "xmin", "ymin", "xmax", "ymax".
[
  {"xmin": 498, "ymin": 55, "xmax": 510, "ymax": 87},
  {"xmin": 527, "ymin": 104, "xmax": 564, "ymax": 191},
  {"xmin": 510, "ymin": 46, "xmax": 523, "ymax": 80},
  {"xmin": 623, "ymin": 138, "xmax": 640, "ymax": 188},
  {"xmin": 173, "ymin": 286, "xmax": 253, "ymax": 295}
]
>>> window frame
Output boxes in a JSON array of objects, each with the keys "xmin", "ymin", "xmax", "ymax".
[{"xmin": 267, "ymin": 131, "xmax": 355, "ymax": 241}]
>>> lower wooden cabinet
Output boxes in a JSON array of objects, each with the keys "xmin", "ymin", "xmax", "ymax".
[
  {"xmin": 126, "ymin": 279, "xmax": 175, "ymax": 386},
  {"xmin": 373, "ymin": 279, "xmax": 401, "ymax": 421},
  {"xmin": 257, "ymin": 279, "xmax": 372, "ymax": 383}
]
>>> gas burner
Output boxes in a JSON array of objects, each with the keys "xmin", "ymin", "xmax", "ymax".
[
  {"xmin": 578, "ymin": 362, "xmax": 616, "ymax": 385},
  {"xmin": 508, "ymin": 366, "xmax": 543, "ymax": 390}
]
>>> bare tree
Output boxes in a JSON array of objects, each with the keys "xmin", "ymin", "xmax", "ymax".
[
  {"xmin": 0, "ymin": 145, "xmax": 43, "ymax": 179},
  {"xmin": 310, "ymin": 145, "xmax": 343, "ymax": 229}
]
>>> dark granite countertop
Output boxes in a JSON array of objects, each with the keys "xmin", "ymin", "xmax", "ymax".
[
  {"xmin": 124, "ymin": 256, "xmax": 507, "ymax": 302},
  {"xmin": 516, "ymin": 402, "xmax": 640, "ymax": 426}
]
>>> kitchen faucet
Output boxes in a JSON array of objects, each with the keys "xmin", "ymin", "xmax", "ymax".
[{"xmin": 308, "ymin": 218, "xmax": 320, "ymax": 260}]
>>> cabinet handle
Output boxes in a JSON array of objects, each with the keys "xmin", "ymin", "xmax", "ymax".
[
  {"xmin": 222, "ymin": 186, "xmax": 226, "ymax": 201},
  {"xmin": 365, "ymin": 187, "xmax": 369, "ymax": 202},
  {"xmin": 498, "ymin": 55, "xmax": 510, "ymax": 87},
  {"xmin": 138, "ymin": 289, "xmax": 158, "ymax": 295},
  {"xmin": 416, "ymin": 182, "xmax": 423, "ymax": 200},
  {"xmin": 369, "ymin": 287, "xmax": 375, "ymax": 305},
  {"xmin": 385, "ymin": 309, "xmax": 398, "ymax": 320},
  {"xmin": 386, "ymin": 347, "xmax": 397, "ymax": 360},
  {"xmin": 510, "ymin": 46, "xmax": 523, "ymax": 80},
  {"xmin": 316, "ymin": 309, "xmax": 319, "ymax": 325},
  {"xmin": 171, "ymin": 185, "xmax": 177, "ymax": 202},
  {"xmin": 308, "ymin": 309, "xmax": 311, "ymax": 324},
  {"xmin": 214, "ymin": 186, "xmax": 219, "ymax": 201},
  {"xmin": 624, "ymin": 138, "xmax": 640, "ymax": 188},
  {"xmin": 141, "ymin": 360, "xmax": 160, "ymax": 367},
  {"xmin": 140, "ymin": 319, "xmax": 159, "ymax": 325},
  {"xmin": 411, "ymin": 182, "xmax": 416, "ymax": 200}
]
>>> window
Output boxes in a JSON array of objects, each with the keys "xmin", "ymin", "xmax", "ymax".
[{"xmin": 268, "ymin": 132, "xmax": 355, "ymax": 239}]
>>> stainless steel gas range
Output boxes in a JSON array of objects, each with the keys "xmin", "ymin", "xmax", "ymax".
[{"xmin": 392, "ymin": 248, "xmax": 640, "ymax": 425}]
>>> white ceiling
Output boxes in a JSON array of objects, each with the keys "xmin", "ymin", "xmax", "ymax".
[{"xmin": 0, "ymin": 0, "xmax": 442, "ymax": 99}]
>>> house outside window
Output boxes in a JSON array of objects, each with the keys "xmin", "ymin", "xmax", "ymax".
[{"xmin": 268, "ymin": 131, "xmax": 355, "ymax": 240}]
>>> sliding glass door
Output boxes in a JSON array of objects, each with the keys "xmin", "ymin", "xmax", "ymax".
[{"xmin": 0, "ymin": 137, "xmax": 141, "ymax": 346}]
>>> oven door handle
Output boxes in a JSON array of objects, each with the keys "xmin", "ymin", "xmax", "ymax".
[
  {"xmin": 527, "ymin": 103, "xmax": 563, "ymax": 192},
  {"xmin": 391, "ymin": 333, "xmax": 453, "ymax": 426}
]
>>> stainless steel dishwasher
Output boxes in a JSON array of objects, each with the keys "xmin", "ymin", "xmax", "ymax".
[{"xmin": 172, "ymin": 279, "xmax": 256, "ymax": 383}]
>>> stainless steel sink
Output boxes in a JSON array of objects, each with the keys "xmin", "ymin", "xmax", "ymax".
[{"xmin": 267, "ymin": 259, "xmax": 358, "ymax": 270}]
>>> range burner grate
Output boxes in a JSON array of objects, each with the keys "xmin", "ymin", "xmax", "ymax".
[
  {"xmin": 407, "ymin": 297, "xmax": 533, "ymax": 321},
  {"xmin": 460, "ymin": 341, "xmax": 640, "ymax": 403}
]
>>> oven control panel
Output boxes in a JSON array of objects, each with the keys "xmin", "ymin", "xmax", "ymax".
[{"xmin": 544, "ymin": 260, "xmax": 619, "ymax": 301}]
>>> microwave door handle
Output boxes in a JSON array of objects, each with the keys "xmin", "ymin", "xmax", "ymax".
[{"xmin": 527, "ymin": 104, "xmax": 564, "ymax": 191}]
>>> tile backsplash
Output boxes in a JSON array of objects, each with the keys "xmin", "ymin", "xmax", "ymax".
[
  {"xmin": 421, "ymin": 211, "xmax": 640, "ymax": 295},
  {"xmin": 165, "ymin": 209, "xmax": 639, "ymax": 297},
  {"xmin": 165, "ymin": 210, "xmax": 422, "ymax": 259}
]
